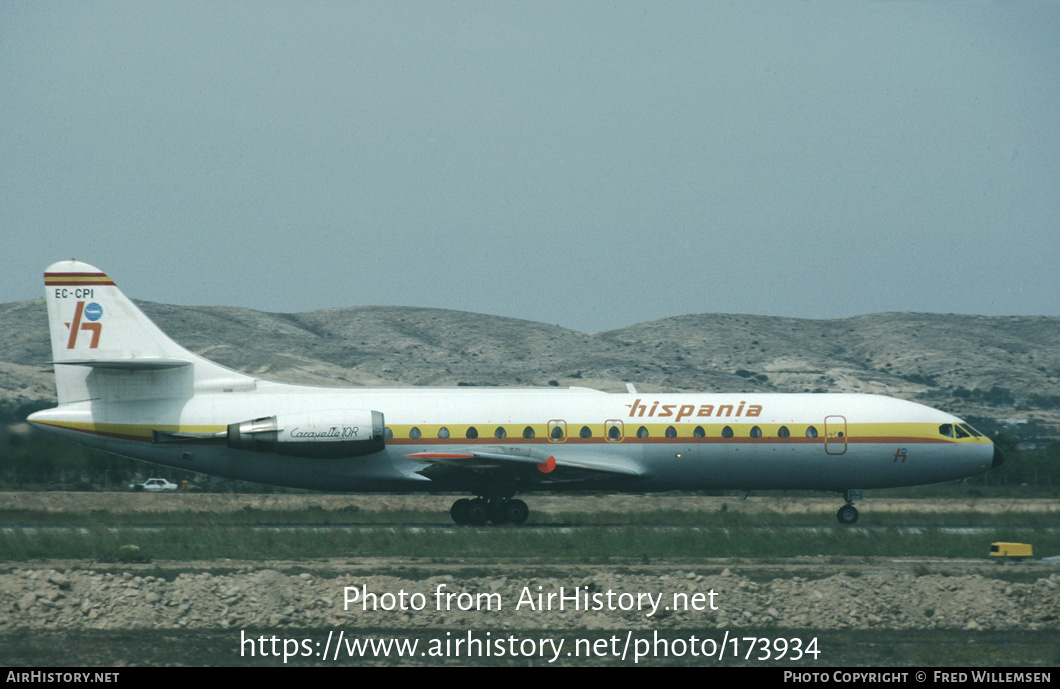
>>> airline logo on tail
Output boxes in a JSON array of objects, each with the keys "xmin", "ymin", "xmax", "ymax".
[
  {"xmin": 44, "ymin": 269, "xmax": 114, "ymax": 350},
  {"xmin": 65, "ymin": 300, "xmax": 103, "ymax": 349}
]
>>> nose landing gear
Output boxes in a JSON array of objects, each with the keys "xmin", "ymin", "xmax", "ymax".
[
  {"xmin": 836, "ymin": 489, "xmax": 862, "ymax": 525},
  {"xmin": 836, "ymin": 503, "xmax": 859, "ymax": 525}
]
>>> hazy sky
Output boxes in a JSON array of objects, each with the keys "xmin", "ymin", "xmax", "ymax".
[{"xmin": 3, "ymin": 1, "xmax": 1058, "ymax": 332}]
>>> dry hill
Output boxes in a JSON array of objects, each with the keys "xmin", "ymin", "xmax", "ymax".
[{"xmin": 2, "ymin": 299, "xmax": 1058, "ymax": 426}]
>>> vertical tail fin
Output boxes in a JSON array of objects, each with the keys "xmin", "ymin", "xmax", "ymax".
[{"xmin": 43, "ymin": 260, "xmax": 254, "ymax": 404}]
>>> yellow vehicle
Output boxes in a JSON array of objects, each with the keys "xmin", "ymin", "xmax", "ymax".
[{"xmin": 990, "ymin": 542, "xmax": 1033, "ymax": 560}]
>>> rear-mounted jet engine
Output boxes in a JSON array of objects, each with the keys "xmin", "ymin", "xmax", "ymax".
[{"xmin": 227, "ymin": 410, "xmax": 385, "ymax": 458}]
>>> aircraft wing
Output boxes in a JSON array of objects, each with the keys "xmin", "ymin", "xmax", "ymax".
[{"xmin": 404, "ymin": 445, "xmax": 644, "ymax": 480}]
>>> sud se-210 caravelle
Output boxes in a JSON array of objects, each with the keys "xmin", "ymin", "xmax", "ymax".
[{"xmin": 29, "ymin": 261, "xmax": 1003, "ymax": 525}]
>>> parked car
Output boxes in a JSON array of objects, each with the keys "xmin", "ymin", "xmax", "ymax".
[{"xmin": 129, "ymin": 478, "xmax": 179, "ymax": 492}]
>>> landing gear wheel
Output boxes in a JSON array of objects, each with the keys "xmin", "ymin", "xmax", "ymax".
[
  {"xmin": 452, "ymin": 497, "xmax": 529, "ymax": 526},
  {"xmin": 466, "ymin": 498, "xmax": 490, "ymax": 526},
  {"xmin": 504, "ymin": 499, "xmax": 529, "ymax": 525},
  {"xmin": 489, "ymin": 499, "xmax": 511, "ymax": 525},
  {"xmin": 450, "ymin": 498, "xmax": 471, "ymax": 525},
  {"xmin": 837, "ymin": 504, "xmax": 859, "ymax": 526}
]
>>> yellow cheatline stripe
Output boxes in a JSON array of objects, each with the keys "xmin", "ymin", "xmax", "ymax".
[
  {"xmin": 34, "ymin": 420, "xmax": 225, "ymax": 441},
  {"xmin": 383, "ymin": 421, "xmax": 987, "ymax": 443}
]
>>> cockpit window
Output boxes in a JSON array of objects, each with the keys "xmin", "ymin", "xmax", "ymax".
[
  {"xmin": 961, "ymin": 424, "xmax": 984, "ymax": 438},
  {"xmin": 954, "ymin": 425, "xmax": 970, "ymax": 439},
  {"xmin": 938, "ymin": 424, "xmax": 954, "ymax": 438}
]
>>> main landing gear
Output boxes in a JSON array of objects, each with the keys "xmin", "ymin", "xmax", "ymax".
[
  {"xmin": 450, "ymin": 497, "xmax": 529, "ymax": 526},
  {"xmin": 836, "ymin": 489, "xmax": 863, "ymax": 525}
]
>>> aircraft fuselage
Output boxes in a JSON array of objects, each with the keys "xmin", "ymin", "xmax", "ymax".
[{"xmin": 27, "ymin": 260, "xmax": 1003, "ymax": 525}]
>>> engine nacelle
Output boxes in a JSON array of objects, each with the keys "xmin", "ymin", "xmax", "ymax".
[{"xmin": 227, "ymin": 410, "xmax": 385, "ymax": 458}]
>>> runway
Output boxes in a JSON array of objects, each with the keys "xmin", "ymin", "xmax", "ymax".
[{"xmin": 5, "ymin": 523, "xmax": 1057, "ymax": 535}]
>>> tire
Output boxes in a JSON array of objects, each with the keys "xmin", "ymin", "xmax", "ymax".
[
  {"xmin": 489, "ymin": 499, "xmax": 511, "ymax": 525},
  {"xmin": 466, "ymin": 498, "xmax": 490, "ymax": 526},
  {"xmin": 505, "ymin": 499, "xmax": 529, "ymax": 525},
  {"xmin": 450, "ymin": 498, "xmax": 471, "ymax": 525}
]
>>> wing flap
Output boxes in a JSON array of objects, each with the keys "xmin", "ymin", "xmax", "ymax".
[{"xmin": 404, "ymin": 446, "xmax": 644, "ymax": 477}]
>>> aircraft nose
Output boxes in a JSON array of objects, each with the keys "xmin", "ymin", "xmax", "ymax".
[{"xmin": 992, "ymin": 443, "xmax": 1005, "ymax": 469}]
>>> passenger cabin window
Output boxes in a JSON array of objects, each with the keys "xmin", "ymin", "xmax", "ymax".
[
  {"xmin": 637, "ymin": 426, "xmax": 649, "ymax": 439},
  {"xmin": 693, "ymin": 426, "xmax": 705, "ymax": 439},
  {"xmin": 409, "ymin": 427, "xmax": 422, "ymax": 440},
  {"xmin": 523, "ymin": 426, "xmax": 535, "ymax": 439},
  {"xmin": 722, "ymin": 426, "xmax": 734, "ymax": 439},
  {"xmin": 665, "ymin": 426, "xmax": 677, "ymax": 438},
  {"xmin": 466, "ymin": 427, "xmax": 478, "ymax": 439},
  {"xmin": 580, "ymin": 426, "xmax": 592, "ymax": 438},
  {"xmin": 438, "ymin": 427, "xmax": 450, "ymax": 439},
  {"xmin": 494, "ymin": 427, "xmax": 507, "ymax": 439},
  {"xmin": 550, "ymin": 425, "xmax": 564, "ymax": 440},
  {"xmin": 384, "ymin": 427, "xmax": 393, "ymax": 440},
  {"xmin": 778, "ymin": 426, "xmax": 790, "ymax": 438},
  {"xmin": 750, "ymin": 426, "xmax": 762, "ymax": 438},
  {"xmin": 608, "ymin": 425, "xmax": 621, "ymax": 440},
  {"xmin": 805, "ymin": 426, "xmax": 818, "ymax": 439}
]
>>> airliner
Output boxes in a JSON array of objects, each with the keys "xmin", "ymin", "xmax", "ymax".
[{"xmin": 28, "ymin": 260, "xmax": 1003, "ymax": 525}]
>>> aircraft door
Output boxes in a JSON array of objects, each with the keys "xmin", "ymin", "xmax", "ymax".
[{"xmin": 824, "ymin": 415, "xmax": 847, "ymax": 455}]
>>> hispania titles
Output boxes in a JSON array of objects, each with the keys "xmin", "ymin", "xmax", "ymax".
[{"xmin": 626, "ymin": 399, "xmax": 763, "ymax": 422}]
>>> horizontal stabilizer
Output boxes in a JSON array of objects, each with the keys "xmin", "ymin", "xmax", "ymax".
[{"xmin": 51, "ymin": 358, "xmax": 192, "ymax": 370}]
